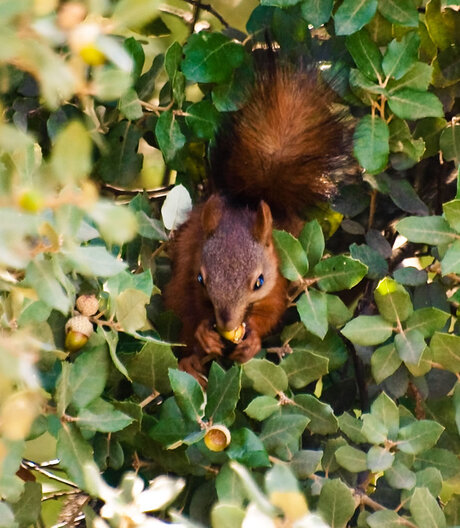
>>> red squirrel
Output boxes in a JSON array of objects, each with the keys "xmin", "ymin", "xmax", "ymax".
[{"xmin": 164, "ymin": 61, "xmax": 348, "ymax": 384}]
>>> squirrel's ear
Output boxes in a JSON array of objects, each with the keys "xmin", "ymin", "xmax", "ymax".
[
  {"xmin": 253, "ymin": 201, "xmax": 273, "ymax": 246},
  {"xmin": 201, "ymin": 194, "xmax": 223, "ymax": 236}
]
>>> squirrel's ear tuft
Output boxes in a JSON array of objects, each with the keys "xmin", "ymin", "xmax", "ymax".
[
  {"xmin": 201, "ymin": 194, "xmax": 223, "ymax": 236},
  {"xmin": 253, "ymin": 201, "xmax": 273, "ymax": 246}
]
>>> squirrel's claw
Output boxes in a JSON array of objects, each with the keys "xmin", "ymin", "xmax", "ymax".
[
  {"xmin": 229, "ymin": 328, "xmax": 261, "ymax": 363},
  {"xmin": 195, "ymin": 320, "xmax": 224, "ymax": 356}
]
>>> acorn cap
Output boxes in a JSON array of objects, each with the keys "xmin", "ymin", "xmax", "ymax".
[
  {"xmin": 65, "ymin": 315, "xmax": 93, "ymax": 338},
  {"xmin": 76, "ymin": 294, "xmax": 99, "ymax": 316}
]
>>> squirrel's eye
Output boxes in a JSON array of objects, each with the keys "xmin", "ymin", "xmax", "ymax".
[
  {"xmin": 253, "ymin": 274, "xmax": 264, "ymax": 290},
  {"xmin": 197, "ymin": 272, "xmax": 204, "ymax": 285}
]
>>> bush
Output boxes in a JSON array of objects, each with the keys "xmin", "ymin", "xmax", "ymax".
[{"xmin": 0, "ymin": 0, "xmax": 459, "ymax": 526}]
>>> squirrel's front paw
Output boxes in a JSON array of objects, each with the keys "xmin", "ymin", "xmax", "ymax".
[
  {"xmin": 195, "ymin": 320, "xmax": 224, "ymax": 356},
  {"xmin": 179, "ymin": 355, "xmax": 208, "ymax": 387},
  {"xmin": 229, "ymin": 329, "xmax": 261, "ymax": 363}
]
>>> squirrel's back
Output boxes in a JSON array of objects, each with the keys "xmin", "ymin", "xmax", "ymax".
[{"xmin": 210, "ymin": 62, "xmax": 349, "ymax": 225}]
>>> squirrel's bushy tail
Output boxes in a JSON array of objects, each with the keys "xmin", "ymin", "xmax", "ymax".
[{"xmin": 210, "ymin": 62, "xmax": 349, "ymax": 220}]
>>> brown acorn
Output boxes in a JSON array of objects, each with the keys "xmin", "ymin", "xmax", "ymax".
[{"xmin": 204, "ymin": 425, "xmax": 231, "ymax": 452}]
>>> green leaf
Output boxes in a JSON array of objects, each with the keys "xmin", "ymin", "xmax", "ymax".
[
  {"xmin": 97, "ymin": 121, "xmax": 143, "ymax": 186},
  {"xmin": 371, "ymin": 343, "xmax": 402, "ymax": 384},
  {"xmin": 414, "ymin": 447, "xmax": 460, "ymax": 480},
  {"xmin": 317, "ymin": 479, "xmax": 356, "ymax": 528},
  {"xmin": 206, "ymin": 363, "xmax": 241, "ymax": 423},
  {"xmin": 414, "ymin": 117, "xmax": 447, "ymax": 159},
  {"xmin": 93, "ymin": 68, "xmax": 132, "ymax": 101},
  {"xmin": 361, "ymin": 414, "xmax": 388, "ymax": 444},
  {"xmin": 382, "ymin": 32, "xmax": 420, "ymax": 80},
  {"xmin": 341, "ymin": 315, "xmax": 394, "ymax": 346},
  {"xmin": 377, "ymin": 0, "xmax": 419, "ymax": 26},
  {"xmin": 371, "ymin": 392, "xmax": 399, "ymax": 439},
  {"xmin": 260, "ymin": 415, "xmax": 309, "ymax": 460},
  {"xmin": 244, "ymin": 396, "xmax": 279, "ymax": 421},
  {"xmin": 353, "ymin": 114, "xmax": 389, "ymax": 174},
  {"xmin": 298, "ymin": 219, "xmax": 325, "ymax": 268},
  {"xmin": 398, "ymin": 420, "xmax": 444, "ymax": 454},
  {"xmin": 326, "ymin": 294, "xmax": 353, "ymax": 327},
  {"xmin": 211, "ymin": 504, "xmax": 245, "ymax": 528},
  {"xmin": 296, "ymin": 289, "xmax": 328, "ymax": 339},
  {"xmin": 136, "ymin": 211, "xmax": 168, "ymax": 240},
  {"xmin": 393, "ymin": 267, "xmax": 428, "ymax": 286},
  {"xmin": 335, "ymin": 445, "xmax": 367, "ymax": 472},
  {"xmin": 124, "ymin": 36, "xmax": 145, "ymax": 80},
  {"xmin": 374, "ymin": 278, "xmax": 413, "ymax": 323},
  {"xmin": 77, "ymin": 398, "xmax": 133, "ymax": 432},
  {"xmin": 430, "ymin": 332, "xmax": 460, "ymax": 373},
  {"xmin": 260, "ymin": 0, "xmax": 301, "ymax": 7},
  {"xmin": 396, "ymin": 215, "xmax": 458, "ymax": 245},
  {"xmin": 68, "ymin": 343, "xmax": 109, "ymax": 410},
  {"xmin": 226, "ymin": 428, "xmax": 270, "ymax": 468},
  {"xmin": 290, "ymin": 450, "xmax": 323, "ymax": 479},
  {"xmin": 388, "ymin": 89, "xmax": 444, "ymax": 120},
  {"xmin": 443, "ymin": 199, "xmax": 460, "ymax": 232},
  {"xmin": 115, "ymin": 288, "xmax": 150, "ymax": 333},
  {"xmin": 387, "ymin": 62, "xmax": 433, "ymax": 93},
  {"xmin": 384, "ymin": 461, "xmax": 416, "ymax": 489},
  {"xmin": 367, "ymin": 510, "xmax": 405, "ymax": 528},
  {"xmin": 334, "ymin": 0, "xmax": 378, "ymax": 36},
  {"xmin": 440, "ymin": 121, "xmax": 460, "ymax": 164},
  {"xmin": 165, "ymin": 41, "xmax": 182, "ymax": 79},
  {"xmin": 405, "ymin": 308, "xmax": 450, "ymax": 338},
  {"xmin": 155, "ymin": 110, "xmax": 186, "ymax": 164},
  {"xmin": 99, "ymin": 327, "xmax": 131, "ymax": 381},
  {"xmin": 395, "ymin": 329, "xmax": 427, "ymax": 365},
  {"xmin": 410, "ymin": 487, "xmax": 446, "ymax": 528},
  {"xmin": 281, "ymin": 349, "xmax": 329, "ymax": 388},
  {"xmin": 10, "ymin": 481, "xmax": 41, "ymax": 526},
  {"xmin": 51, "ymin": 120, "xmax": 91, "ymax": 183},
  {"xmin": 350, "ymin": 243, "xmax": 388, "ymax": 280},
  {"xmin": 293, "ymin": 394, "xmax": 338, "ymax": 435},
  {"xmin": 367, "ymin": 445, "xmax": 394, "ymax": 471},
  {"xmin": 314, "ymin": 255, "xmax": 367, "ymax": 292},
  {"xmin": 243, "ymin": 359, "xmax": 288, "ymax": 396},
  {"xmin": 26, "ymin": 259, "xmax": 70, "ymax": 314},
  {"xmin": 169, "ymin": 369, "xmax": 205, "ymax": 422},
  {"xmin": 57, "ymin": 423, "xmax": 93, "ymax": 489},
  {"xmin": 338, "ymin": 413, "xmax": 367, "ymax": 443},
  {"xmin": 182, "ymin": 32, "xmax": 245, "ymax": 84},
  {"xmin": 300, "ymin": 0, "xmax": 333, "ymax": 27},
  {"xmin": 273, "ymin": 230, "xmax": 309, "ymax": 281},
  {"xmin": 346, "ymin": 29, "xmax": 384, "ymax": 81},
  {"xmin": 216, "ymin": 463, "xmax": 246, "ymax": 505},
  {"xmin": 125, "ymin": 342, "xmax": 177, "ymax": 393},
  {"xmin": 118, "ymin": 88, "xmax": 143, "ymax": 120},
  {"xmin": 185, "ymin": 101, "xmax": 220, "ymax": 140},
  {"xmin": 64, "ymin": 246, "xmax": 127, "ymax": 277},
  {"xmin": 441, "ymin": 239, "xmax": 460, "ymax": 274}
]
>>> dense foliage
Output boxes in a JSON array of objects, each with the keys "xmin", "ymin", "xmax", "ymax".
[{"xmin": 0, "ymin": 0, "xmax": 459, "ymax": 526}]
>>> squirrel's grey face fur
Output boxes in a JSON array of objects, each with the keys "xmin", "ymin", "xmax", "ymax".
[{"xmin": 200, "ymin": 206, "xmax": 278, "ymax": 331}]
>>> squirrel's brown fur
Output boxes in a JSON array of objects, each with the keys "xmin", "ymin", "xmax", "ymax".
[{"xmin": 164, "ymin": 62, "xmax": 348, "ymax": 385}]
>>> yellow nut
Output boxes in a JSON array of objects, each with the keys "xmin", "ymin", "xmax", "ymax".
[
  {"xmin": 78, "ymin": 44, "xmax": 106, "ymax": 66},
  {"xmin": 217, "ymin": 322, "xmax": 246, "ymax": 344},
  {"xmin": 65, "ymin": 330, "xmax": 89, "ymax": 352},
  {"xmin": 204, "ymin": 425, "xmax": 231, "ymax": 452}
]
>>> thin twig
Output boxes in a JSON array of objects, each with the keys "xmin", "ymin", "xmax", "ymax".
[
  {"xmin": 182, "ymin": 0, "xmax": 229, "ymax": 28},
  {"xmin": 21, "ymin": 459, "xmax": 79, "ymax": 489}
]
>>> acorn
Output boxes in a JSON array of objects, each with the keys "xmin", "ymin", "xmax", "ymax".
[
  {"xmin": 65, "ymin": 315, "xmax": 93, "ymax": 352},
  {"xmin": 217, "ymin": 322, "xmax": 246, "ymax": 344},
  {"xmin": 76, "ymin": 294, "xmax": 99, "ymax": 317},
  {"xmin": 69, "ymin": 23, "xmax": 106, "ymax": 66},
  {"xmin": 204, "ymin": 425, "xmax": 231, "ymax": 452}
]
